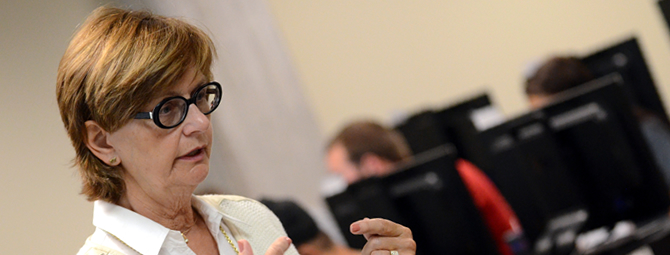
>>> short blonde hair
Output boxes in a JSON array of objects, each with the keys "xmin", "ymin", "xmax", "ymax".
[{"xmin": 56, "ymin": 6, "xmax": 216, "ymax": 202}]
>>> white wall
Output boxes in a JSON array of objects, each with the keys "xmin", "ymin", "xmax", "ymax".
[
  {"xmin": 266, "ymin": 1, "xmax": 670, "ymax": 137},
  {"xmin": 0, "ymin": 0, "xmax": 100, "ymax": 254}
]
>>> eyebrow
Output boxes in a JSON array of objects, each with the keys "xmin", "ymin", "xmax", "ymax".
[
  {"xmin": 164, "ymin": 79, "xmax": 209, "ymax": 97},
  {"xmin": 146, "ymin": 79, "xmax": 210, "ymax": 108}
]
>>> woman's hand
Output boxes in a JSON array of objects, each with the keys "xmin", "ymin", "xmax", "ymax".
[
  {"xmin": 351, "ymin": 218, "xmax": 416, "ymax": 255},
  {"xmin": 238, "ymin": 237, "xmax": 292, "ymax": 255}
]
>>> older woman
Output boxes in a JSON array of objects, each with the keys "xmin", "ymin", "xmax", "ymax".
[{"xmin": 57, "ymin": 6, "xmax": 415, "ymax": 255}]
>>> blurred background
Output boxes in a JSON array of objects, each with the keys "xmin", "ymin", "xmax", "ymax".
[{"xmin": 2, "ymin": 0, "xmax": 670, "ymax": 254}]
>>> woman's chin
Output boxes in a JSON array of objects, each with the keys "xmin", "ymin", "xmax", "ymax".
[
  {"xmin": 189, "ymin": 165, "xmax": 210, "ymax": 184},
  {"xmin": 171, "ymin": 163, "xmax": 210, "ymax": 187}
]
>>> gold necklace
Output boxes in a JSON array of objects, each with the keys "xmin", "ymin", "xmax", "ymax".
[
  {"xmin": 220, "ymin": 225, "xmax": 240, "ymax": 255},
  {"xmin": 181, "ymin": 214, "xmax": 198, "ymax": 244},
  {"xmin": 105, "ymin": 225, "xmax": 239, "ymax": 255}
]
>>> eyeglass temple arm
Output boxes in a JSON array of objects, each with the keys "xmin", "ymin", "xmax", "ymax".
[{"xmin": 135, "ymin": 112, "xmax": 153, "ymax": 120}]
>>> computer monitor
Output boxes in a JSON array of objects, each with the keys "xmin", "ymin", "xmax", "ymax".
[
  {"xmin": 434, "ymin": 94, "xmax": 505, "ymax": 166},
  {"xmin": 541, "ymin": 73, "xmax": 670, "ymax": 231},
  {"xmin": 476, "ymin": 110, "xmax": 587, "ymax": 250},
  {"xmin": 477, "ymin": 73, "xmax": 670, "ymax": 253},
  {"xmin": 324, "ymin": 176, "xmax": 405, "ymax": 249},
  {"xmin": 384, "ymin": 145, "xmax": 500, "ymax": 255},
  {"xmin": 325, "ymin": 145, "xmax": 500, "ymax": 255},
  {"xmin": 394, "ymin": 110, "xmax": 452, "ymax": 156},
  {"xmin": 581, "ymin": 37, "xmax": 669, "ymax": 125},
  {"xmin": 395, "ymin": 94, "xmax": 504, "ymax": 165},
  {"xmin": 659, "ymin": 0, "xmax": 670, "ymax": 43}
]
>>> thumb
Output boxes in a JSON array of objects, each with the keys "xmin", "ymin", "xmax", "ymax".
[
  {"xmin": 265, "ymin": 237, "xmax": 292, "ymax": 255},
  {"xmin": 238, "ymin": 239, "xmax": 254, "ymax": 255}
]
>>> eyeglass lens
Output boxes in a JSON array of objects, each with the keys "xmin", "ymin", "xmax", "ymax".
[{"xmin": 157, "ymin": 84, "xmax": 220, "ymax": 127}]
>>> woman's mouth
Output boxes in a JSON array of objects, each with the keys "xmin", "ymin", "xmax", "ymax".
[{"xmin": 179, "ymin": 147, "xmax": 205, "ymax": 160}]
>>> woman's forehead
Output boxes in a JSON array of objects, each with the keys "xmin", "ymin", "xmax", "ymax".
[
  {"xmin": 157, "ymin": 68, "xmax": 208, "ymax": 94},
  {"xmin": 139, "ymin": 78, "xmax": 205, "ymax": 112}
]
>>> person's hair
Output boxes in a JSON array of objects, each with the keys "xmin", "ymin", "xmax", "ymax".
[
  {"xmin": 308, "ymin": 231, "xmax": 335, "ymax": 251},
  {"xmin": 328, "ymin": 120, "xmax": 411, "ymax": 164},
  {"xmin": 56, "ymin": 6, "xmax": 216, "ymax": 202},
  {"xmin": 525, "ymin": 56, "xmax": 595, "ymax": 96}
]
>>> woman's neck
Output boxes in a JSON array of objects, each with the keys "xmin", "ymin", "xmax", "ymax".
[{"xmin": 117, "ymin": 186, "xmax": 197, "ymax": 232}]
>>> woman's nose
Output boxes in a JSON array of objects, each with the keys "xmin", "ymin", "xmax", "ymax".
[{"xmin": 181, "ymin": 104, "xmax": 210, "ymax": 135}]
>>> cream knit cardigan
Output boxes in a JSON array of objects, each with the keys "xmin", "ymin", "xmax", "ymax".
[{"xmin": 79, "ymin": 195, "xmax": 300, "ymax": 255}]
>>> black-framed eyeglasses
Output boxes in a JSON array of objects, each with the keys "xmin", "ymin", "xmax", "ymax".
[{"xmin": 135, "ymin": 81, "xmax": 222, "ymax": 129}]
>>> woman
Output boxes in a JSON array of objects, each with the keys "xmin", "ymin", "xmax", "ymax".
[{"xmin": 57, "ymin": 6, "xmax": 415, "ymax": 255}]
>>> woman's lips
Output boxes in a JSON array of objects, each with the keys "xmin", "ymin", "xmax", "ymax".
[{"xmin": 178, "ymin": 148, "xmax": 205, "ymax": 160}]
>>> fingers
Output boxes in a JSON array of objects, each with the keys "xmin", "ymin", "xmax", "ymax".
[
  {"xmin": 238, "ymin": 239, "xmax": 254, "ymax": 255},
  {"xmin": 351, "ymin": 218, "xmax": 416, "ymax": 255},
  {"xmin": 350, "ymin": 218, "xmax": 412, "ymax": 239},
  {"xmin": 360, "ymin": 236, "xmax": 416, "ymax": 255},
  {"xmin": 370, "ymin": 251, "xmax": 401, "ymax": 255},
  {"xmin": 238, "ymin": 237, "xmax": 291, "ymax": 255},
  {"xmin": 370, "ymin": 251, "xmax": 390, "ymax": 255},
  {"xmin": 265, "ymin": 237, "xmax": 292, "ymax": 255}
]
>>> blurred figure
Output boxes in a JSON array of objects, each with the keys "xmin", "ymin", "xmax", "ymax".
[
  {"xmin": 326, "ymin": 121, "xmax": 411, "ymax": 184},
  {"xmin": 261, "ymin": 199, "xmax": 360, "ymax": 255},
  {"xmin": 525, "ymin": 56, "xmax": 595, "ymax": 109},
  {"xmin": 325, "ymin": 120, "xmax": 522, "ymax": 255},
  {"xmin": 525, "ymin": 56, "xmax": 670, "ymax": 188}
]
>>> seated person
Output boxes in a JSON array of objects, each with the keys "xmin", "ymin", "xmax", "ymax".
[
  {"xmin": 325, "ymin": 120, "xmax": 523, "ymax": 255},
  {"xmin": 526, "ymin": 56, "xmax": 670, "ymax": 188},
  {"xmin": 261, "ymin": 199, "xmax": 360, "ymax": 255}
]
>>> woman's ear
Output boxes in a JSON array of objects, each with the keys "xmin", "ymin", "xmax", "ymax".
[{"xmin": 84, "ymin": 120, "xmax": 119, "ymax": 166}]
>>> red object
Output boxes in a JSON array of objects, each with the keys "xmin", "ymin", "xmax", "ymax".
[{"xmin": 456, "ymin": 159, "xmax": 521, "ymax": 255}]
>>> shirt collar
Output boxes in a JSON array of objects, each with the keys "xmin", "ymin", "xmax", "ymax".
[
  {"xmin": 93, "ymin": 200, "xmax": 169, "ymax": 255},
  {"xmin": 191, "ymin": 195, "xmax": 225, "ymax": 236},
  {"xmin": 92, "ymin": 195, "xmax": 223, "ymax": 255}
]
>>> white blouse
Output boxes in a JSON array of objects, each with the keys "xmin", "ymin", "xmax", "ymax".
[{"xmin": 79, "ymin": 195, "xmax": 239, "ymax": 255}]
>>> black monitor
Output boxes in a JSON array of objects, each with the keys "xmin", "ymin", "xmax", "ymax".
[
  {"xmin": 659, "ymin": 0, "xmax": 670, "ymax": 43},
  {"xmin": 395, "ymin": 94, "xmax": 502, "ymax": 165},
  {"xmin": 394, "ymin": 110, "xmax": 452, "ymax": 156},
  {"xmin": 477, "ymin": 110, "xmax": 588, "ymax": 253},
  {"xmin": 325, "ymin": 145, "xmax": 500, "ymax": 255},
  {"xmin": 477, "ymin": 74, "xmax": 670, "ymax": 254},
  {"xmin": 581, "ymin": 37, "xmax": 669, "ymax": 125},
  {"xmin": 541, "ymin": 73, "xmax": 670, "ymax": 230},
  {"xmin": 324, "ymin": 176, "xmax": 405, "ymax": 249},
  {"xmin": 434, "ymin": 94, "xmax": 503, "ymax": 166}
]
